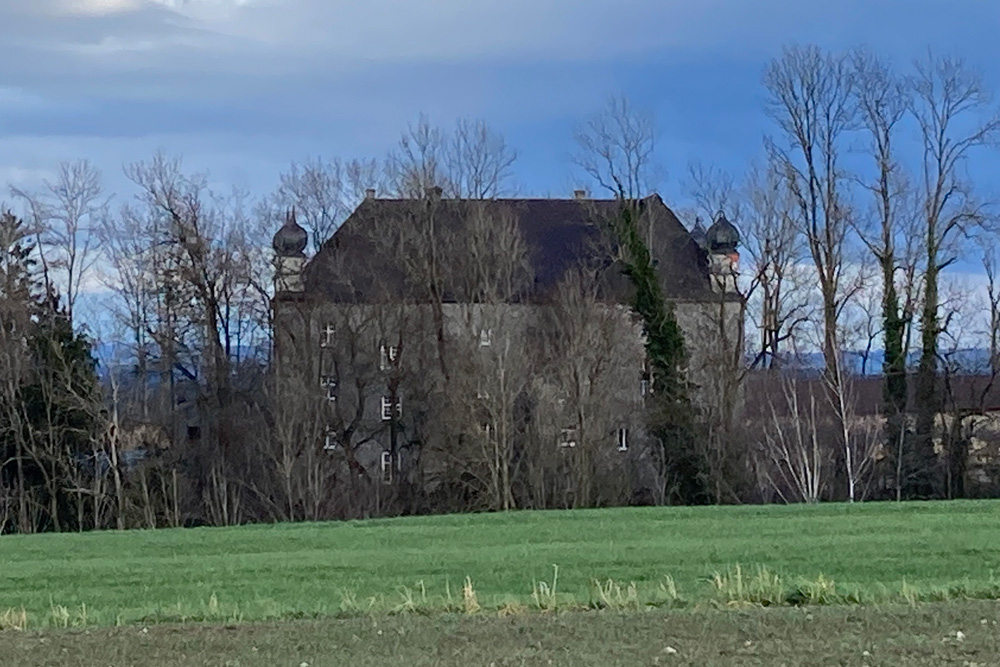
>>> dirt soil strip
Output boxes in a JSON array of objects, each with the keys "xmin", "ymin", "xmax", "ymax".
[{"xmin": 2, "ymin": 601, "xmax": 1000, "ymax": 667}]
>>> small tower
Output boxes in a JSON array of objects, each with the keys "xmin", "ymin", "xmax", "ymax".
[
  {"xmin": 705, "ymin": 210, "xmax": 740, "ymax": 294},
  {"xmin": 272, "ymin": 208, "xmax": 308, "ymax": 294}
]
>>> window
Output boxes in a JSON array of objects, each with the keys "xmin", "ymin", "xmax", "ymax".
[
  {"xmin": 379, "ymin": 342, "xmax": 400, "ymax": 370},
  {"xmin": 381, "ymin": 396, "xmax": 402, "ymax": 421},
  {"xmin": 320, "ymin": 323, "xmax": 336, "ymax": 348},
  {"xmin": 640, "ymin": 360, "xmax": 653, "ymax": 398},
  {"xmin": 323, "ymin": 427, "xmax": 339, "ymax": 451},
  {"xmin": 479, "ymin": 328, "xmax": 493, "ymax": 347},
  {"xmin": 617, "ymin": 427, "xmax": 629, "ymax": 452},
  {"xmin": 320, "ymin": 376, "xmax": 337, "ymax": 402},
  {"xmin": 380, "ymin": 451, "xmax": 393, "ymax": 484},
  {"xmin": 558, "ymin": 426, "xmax": 578, "ymax": 449}
]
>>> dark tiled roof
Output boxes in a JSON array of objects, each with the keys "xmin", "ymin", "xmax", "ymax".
[
  {"xmin": 743, "ymin": 372, "xmax": 1000, "ymax": 418},
  {"xmin": 303, "ymin": 195, "xmax": 716, "ymax": 304}
]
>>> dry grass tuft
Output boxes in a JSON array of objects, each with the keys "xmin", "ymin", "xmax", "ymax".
[
  {"xmin": 0, "ymin": 608, "xmax": 28, "ymax": 632},
  {"xmin": 462, "ymin": 577, "xmax": 480, "ymax": 614},
  {"xmin": 900, "ymin": 579, "xmax": 919, "ymax": 606},
  {"xmin": 592, "ymin": 578, "xmax": 639, "ymax": 610},
  {"xmin": 50, "ymin": 603, "xmax": 70, "ymax": 628},
  {"xmin": 394, "ymin": 587, "xmax": 417, "ymax": 614},
  {"xmin": 531, "ymin": 565, "xmax": 559, "ymax": 611},
  {"xmin": 711, "ymin": 564, "xmax": 785, "ymax": 607},
  {"xmin": 497, "ymin": 601, "xmax": 527, "ymax": 617}
]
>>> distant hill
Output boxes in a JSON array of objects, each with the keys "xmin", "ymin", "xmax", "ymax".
[{"xmin": 761, "ymin": 348, "xmax": 992, "ymax": 375}]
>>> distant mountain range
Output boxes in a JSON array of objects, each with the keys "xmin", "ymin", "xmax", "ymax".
[
  {"xmin": 90, "ymin": 341, "xmax": 993, "ymax": 379},
  {"xmin": 91, "ymin": 342, "xmax": 270, "ymax": 379},
  {"xmin": 779, "ymin": 348, "xmax": 993, "ymax": 375}
]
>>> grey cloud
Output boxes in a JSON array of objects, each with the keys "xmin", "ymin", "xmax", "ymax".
[
  {"xmin": 2, "ymin": 0, "xmax": 999, "ymax": 198},
  {"xmin": 6, "ymin": 0, "xmax": 997, "ymax": 102}
]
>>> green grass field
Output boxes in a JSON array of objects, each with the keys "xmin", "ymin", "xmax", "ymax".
[{"xmin": 2, "ymin": 500, "xmax": 1000, "ymax": 629}]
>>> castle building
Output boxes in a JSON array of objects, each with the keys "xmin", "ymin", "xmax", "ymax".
[{"xmin": 271, "ymin": 191, "xmax": 742, "ymax": 507}]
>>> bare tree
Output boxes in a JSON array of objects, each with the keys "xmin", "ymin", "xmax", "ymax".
[
  {"xmin": 386, "ymin": 115, "xmax": 516, "ymax": 200},
  {"xmin": 11, "ymin": 159, "xmax": 109, "ymax": 325},
  {"xmin": 540, "ymin": 269, "xmax": 642, "ymax": 508},
  {"xmin": 573, "ymin": 95, "xmax": 658, "ymax": 201},
  {"xmin": 451, "ymin": 203, "xmax": 532, "ymax": 510},
  {"xmin": 981, "ymin": 236, "xmax": 1000, "ymax": 376},
  {"xmin": 739, "ymin": 164, "xmax": 812, "ymax": 369},
  {"xmin": 824, "ymin": 348, "xmax": 879, "ymax": 502},
  {"xmin": 386, "ymin": 114, "xmax": 448, "ymax": 198},
  {"xmin": 909, "ymin": 53, "xmax": 1000, "ymax": 498},
  {"xmin": 272, "ymin": 157, "xmax": 382, "ymax": 252},
  {"xmin": 936, "ymin": 275, "xmax": 994, "ymax": 499},
  {"xmin": 447, "ymin": 119, "xmax": 518, "ymax": 199},
  {"xmin": 758, "ymin": 377, "xmax": 828, "ymax": 503},
  {"xmin": 101, "ymin": 153, "xmax": 270, "ymax": 524},
  {"xmin": 574, "ymin": 95, "xmax": 710, "ymax": 504},
  {"xmin": 684, "ymin": 161, "xmax": 741, "ymax": 224},
  {"xmin": 838, "ymin": 273, "xmax": 882, "ymax": 375},
  {"xmin": 850, "ymin": 49, "xmax": 923, "ymax": 498},
  {"xmin": 763, "ymin": 45, "xmax": 859, "ymax": 379}
]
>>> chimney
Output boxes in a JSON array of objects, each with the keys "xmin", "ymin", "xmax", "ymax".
[
  {"xmin": 574, "ymin": 189, "xmax": 587, "ymax": 200},
  {"xmin": 365, "ymin": 188, "xmax": 376, "ymax": 200}
]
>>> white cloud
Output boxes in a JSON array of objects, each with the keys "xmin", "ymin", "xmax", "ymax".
[
  {"xmin": 32, "ymin": 0, "xmax": 139, "ymax": 16},
  {"xmin": 0, "ymin": 166, "xmax": 56, "ymax": 192}
]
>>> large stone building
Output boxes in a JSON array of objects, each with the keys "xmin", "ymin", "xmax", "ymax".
[{"xmin": 271, "ymin": 190, "xmax": 742, "ymax": 510}]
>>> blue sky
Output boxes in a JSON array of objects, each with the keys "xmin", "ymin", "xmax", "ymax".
[{"xmin": 2, "ymin": 0, "xmax": 998, "ymax": 207}]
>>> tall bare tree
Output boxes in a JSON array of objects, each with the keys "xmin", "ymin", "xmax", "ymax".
[
  {"xmin": 851, "ymin": 50, "xmax": 924, "ymax": 498},
  {"xmin": 574, "ymin": 95, "xmax": 705, "ymax": 503},
  {"xmin": 909, "ymin": 53, "xmax": 1000, "ymax": 497},
  {"xmin": 737, "ymin": 164, "xmax": 811, "ymax": 369},
  {"xmin": 763, "ymin": 45, "xmax": 859, "ymax": 379},
  {"xmin": 100, "ymin": 154, "xmax": 270, "ymax": 523}
]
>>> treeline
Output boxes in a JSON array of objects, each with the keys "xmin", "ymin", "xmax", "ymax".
[{"xmin": 1, "ymin": 44, "xmax": 1000, "ymax": 532}]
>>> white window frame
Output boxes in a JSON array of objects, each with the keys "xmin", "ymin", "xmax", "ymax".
[
  {"xmin": 617, "ymin": 427, "xmax": 629, "ymax": 452},
  {"xmin": 558, "ymin": 426, "xmax": 578, "ymax": 449},
  {"xmin": 320, "ymin": 323, "xmax": 336, "ymax": 348},
  {"xmin": 380, "ymin": 451, "xmax": 393, "ymax": 484},
  {"xmin": 323, "ymin": 427, "xmax": 339, "ymax": 451},
  {"xmin": 320, "ymin": 375, "xmax": 337, "ymax": 402},
  {"xmin": 381, "ymin": 396, "xmax": 401, "ymax": 421},
  {"xmin": 479, "ymin": 328, "xmax": 493, "ymax": 347},
  {"xmin": 379, "ymin": 343, "xmax": 400, "ymax": 370}
]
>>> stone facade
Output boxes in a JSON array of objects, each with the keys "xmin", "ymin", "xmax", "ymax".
[{"xmin": 271, "ymin": 195, "xmax": 744, "ymax": 502}]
